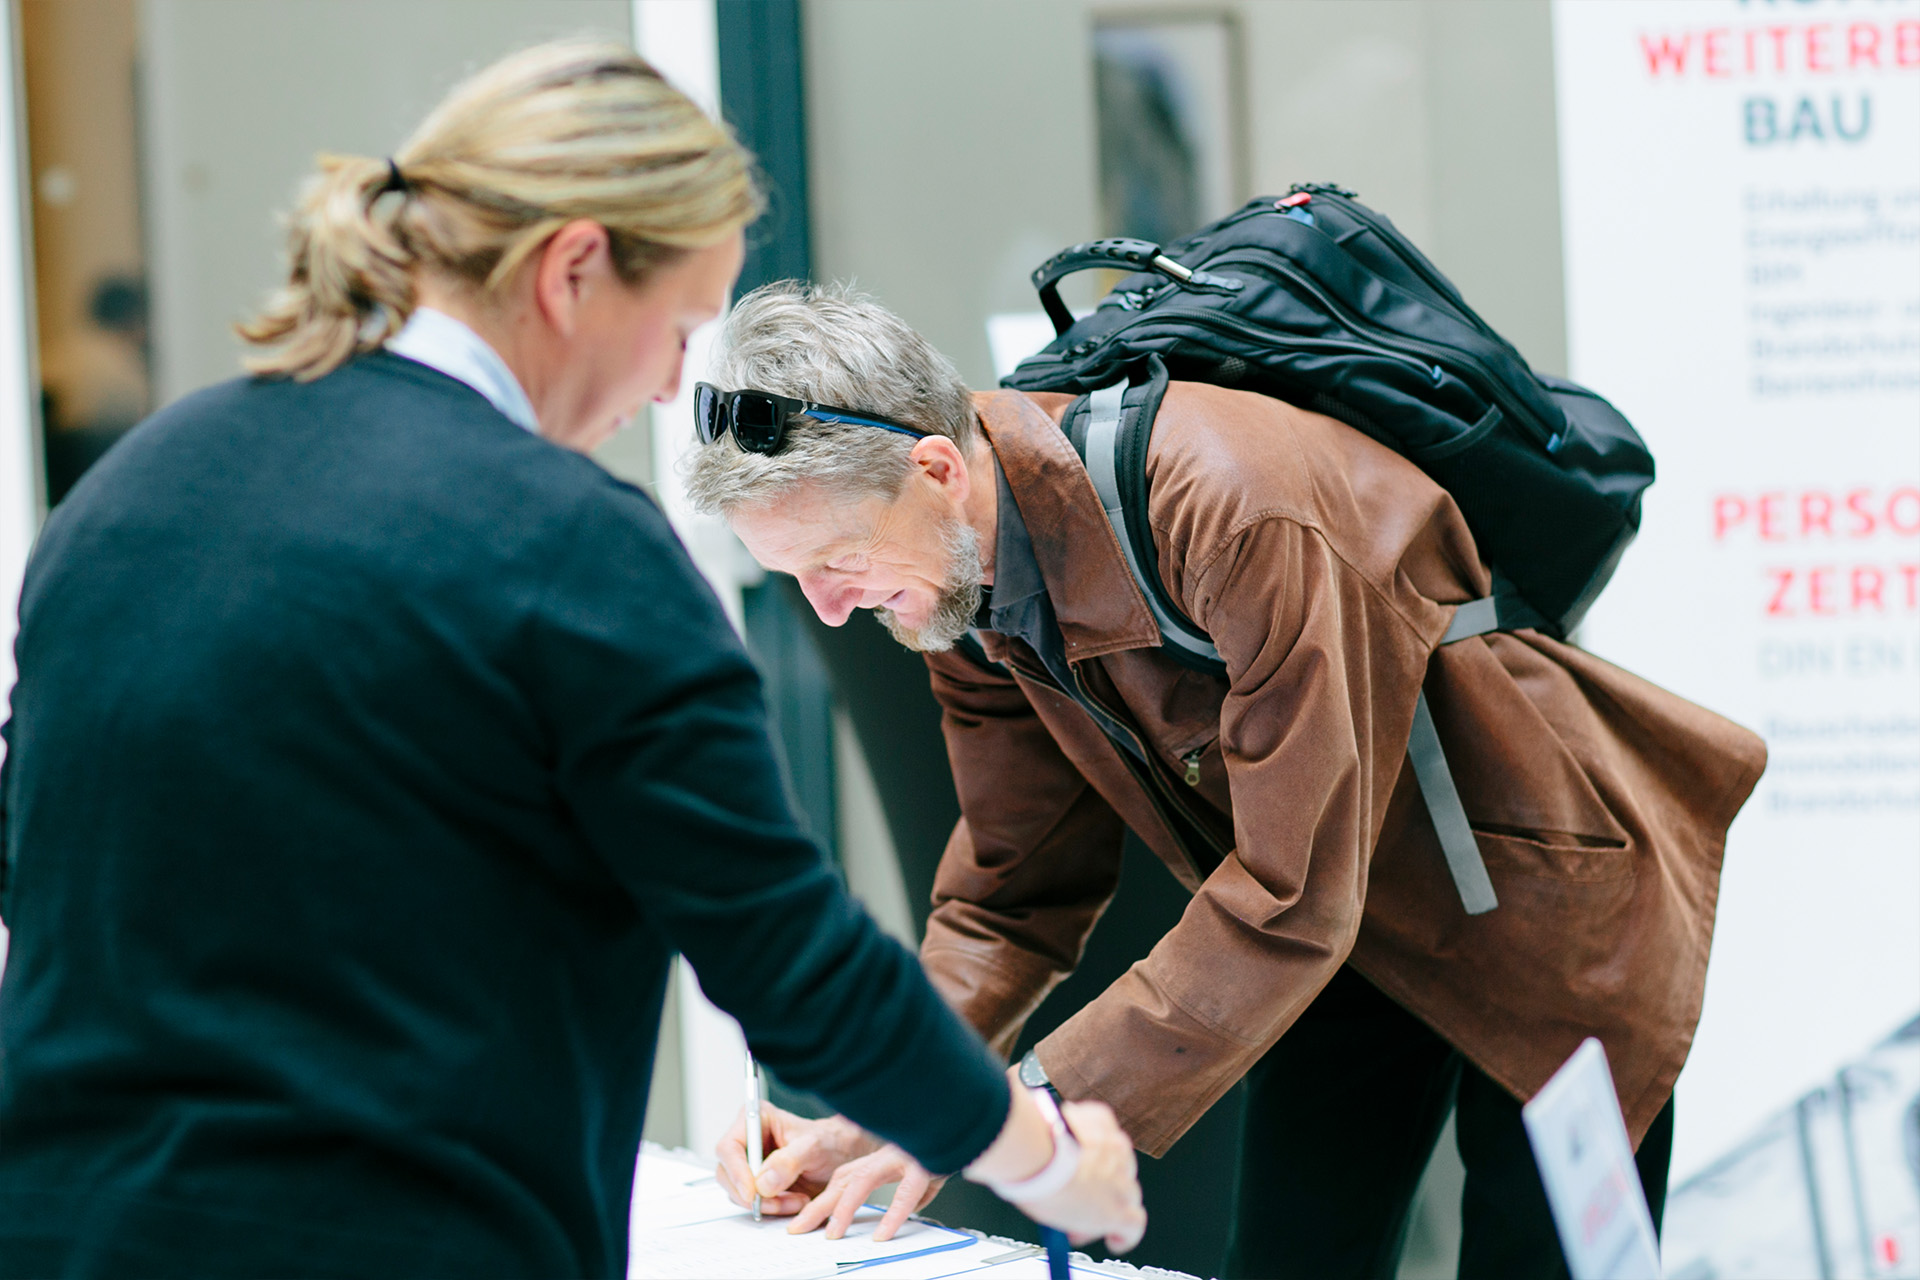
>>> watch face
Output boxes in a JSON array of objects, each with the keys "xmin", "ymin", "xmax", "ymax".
[{"xmin": 1018, "ymin": 1053, "xmax": 1049, "ymax": 1089}]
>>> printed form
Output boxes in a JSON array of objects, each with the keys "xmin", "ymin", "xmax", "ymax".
[{"xmin": 628, "ymin": 1145, "xmax": 1189, "ymax": 1280}]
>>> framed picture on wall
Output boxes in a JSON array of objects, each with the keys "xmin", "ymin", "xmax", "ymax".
[{"xmin": 1092, "ymin": 10, "xmax": 1247, "ymax": 247}]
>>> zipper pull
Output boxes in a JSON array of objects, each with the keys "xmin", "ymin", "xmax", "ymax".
[{"xmin": 1181, "ymin": 749, "xmax": 1204, "ymax": 787}]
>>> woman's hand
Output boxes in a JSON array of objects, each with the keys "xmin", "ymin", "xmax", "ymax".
[
  {"xmin": 715, "ymin": 1104, "xmax": 880, "ymax": 1219},
  {"xmin": 965, "ymin": 1078, "xmax": 1147, "ymax": 1253},
  {"xmin": 786, "ymin": 1143, "xmax": 947, "ymax": 1242},
  {"xmin": 1010, "ymin": 1099, "xmax": 1147, "ymax": 1253}
]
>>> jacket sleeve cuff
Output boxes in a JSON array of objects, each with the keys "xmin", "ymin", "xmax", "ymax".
[{"xmin": 1036, "ymin": 966, "xmax": 1272, "ymax": 1159}]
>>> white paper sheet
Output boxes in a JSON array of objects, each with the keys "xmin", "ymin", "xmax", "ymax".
[
  {"xmin": 1521, "ymin": 1039, "xmax": 1662, "ymax": 1280},
  {"xmin": 630, "ymin": 1206, "xmax": 975, "ymax": 1279},
  {"xmin": 629, "ymin": 1145, "xmax": 1195, "ymax": 1280},
  {"xmin": 630, "ymin": 1148, "xmax": 976, "ymax": 1280},
  {"xmin": 913, "ymin": 1257, "xmax": 1134, "ymax": 1280}
]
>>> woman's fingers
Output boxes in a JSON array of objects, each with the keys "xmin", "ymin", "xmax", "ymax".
[
  {"xmin": 824, "ymin": 1156, "xmax": 897, "ymax": 1240},
  {"xmin": 1063, "ymin": 1102, "xmax": 1147, "ymax": 1253},
  {"xmin": 787, "ymin": 1167, "xmax": 848, "ymax": 1236},
  {"xmin": 783, "ymin": 1145, "xmax": 929, "ymax": 1240},
  {"xmin": 756, "ymin": 1189, "xmax": 814, "ymax": 1217},
  {"xmin": 988, "ymin": 1099, "xmax": 1147, "ymax": 1253},
  {"xmin": 718, "ymin": 1102, "xmax": 876, "ymax": 1212},
  {"xmin": 753, "ymin": 1130, "xmax": 821, "ymax": 1199},
  {"xmin": 1079, "ymin": 1110, "xmax": 1146, "ymax": 1254},
  {"xmin": 873, "ymin": 1163, "xmax": 930, "ymax": 1242},
  {"xmin": 715, "ymin": 1105, "xmax": 757, "ymax": 1208},
  {"xmin": 1059, "ymin": 1098, "xmax": 1123, "ymax": 1145}
]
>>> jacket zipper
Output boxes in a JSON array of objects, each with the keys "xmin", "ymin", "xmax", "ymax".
[
  {"xmin": 1181, "ymin": 748, "xmax": 1204, "ymax": 787},
  {"xmin": 1000, "ymin": 652, "xmax": 1230, "ymax": 879},
  {"xmin": 1064, "ymin": 664, "xmax": 1231, "ymax": 876}
]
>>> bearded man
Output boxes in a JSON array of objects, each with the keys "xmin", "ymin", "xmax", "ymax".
[{"xmin": 689, "ymin": 282, "xmax": 1765, "ymax": 1278}]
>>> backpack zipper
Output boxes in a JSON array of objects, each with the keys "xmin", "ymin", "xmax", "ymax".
[
  {"xmin": 1293, "ymin": 187, "xmax": 1489, "ymax": 334},
  {"xmin": 1044, "ymin": 306, "xmax": 1441, "ymax": 385},
  {"xmin": 1199, "ymin": 250, "xmax": 1562, "ymax": 452},
  {"xmin": 1181, "ymin": 748, "xmax": 1204, "ymax": 787}
]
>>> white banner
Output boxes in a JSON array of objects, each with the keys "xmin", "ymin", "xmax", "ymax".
[{"xmin": 1553, "ymin": 0, "xmax": 1920, "ymax": 1182}]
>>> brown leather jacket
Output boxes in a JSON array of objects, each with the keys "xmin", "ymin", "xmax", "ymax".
[{"xmin": 919, "ymin": 383, "xmax": 1766, "ymax": 1157}]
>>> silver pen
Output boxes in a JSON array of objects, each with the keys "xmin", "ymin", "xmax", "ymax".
[{"xmin": 744, "ymin": 1052, "xmax": 764, "ymax": 1222}]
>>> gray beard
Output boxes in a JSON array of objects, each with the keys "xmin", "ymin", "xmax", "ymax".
[{"xmin": 875, "ymin": 518, "xmax": 983, "ymax": 653}]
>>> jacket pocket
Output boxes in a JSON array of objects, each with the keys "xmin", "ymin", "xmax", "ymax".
[{"xmin": 1470, "ymin": 822, "xmax": 1632, "ymax": 883}]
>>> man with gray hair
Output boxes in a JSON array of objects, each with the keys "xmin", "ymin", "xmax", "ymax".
[{"xmin": 692, "ymin": 281, "xmax": 1765, "ymax": 1276}]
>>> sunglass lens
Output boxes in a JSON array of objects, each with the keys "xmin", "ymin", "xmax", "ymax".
[
  {"xmin": 693, "ymin": 384, "xmax": 720, "ymax": 444},
  {"xmin": 732, "ymin": 396, "xmax": 784, "ymax": 453}
]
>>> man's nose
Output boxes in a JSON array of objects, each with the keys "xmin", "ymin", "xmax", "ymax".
[{"xmin": 797, "ymin": 573, "xmax": 861, "ymax": 627}]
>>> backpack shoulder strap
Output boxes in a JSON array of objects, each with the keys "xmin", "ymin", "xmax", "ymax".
[
  {"xmin": 1072, "ymin": 358, "xmax": 1226, "ymax": 674},
  {"xmin": 1068, "ymin": 365, "xmax": 1505, "ymax": 917}
]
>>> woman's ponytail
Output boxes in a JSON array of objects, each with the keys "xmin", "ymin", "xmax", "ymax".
[
  {"xmin": 239, "ymin": 40, "xmax": 760, "ymax": 383},
  {"xmin": 238, "ymin": 154, "xmax": 417, "ymax": 381}
]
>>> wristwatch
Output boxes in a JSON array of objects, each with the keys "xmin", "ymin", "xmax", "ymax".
[{"xmin": 1017, "ymin": 1048, "xmax": 1062, "ymax": 1103}]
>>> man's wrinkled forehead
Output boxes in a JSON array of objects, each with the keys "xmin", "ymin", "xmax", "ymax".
[{"xmin": 730, "ymin": 484, "xmax": 876, "ymax": 574}]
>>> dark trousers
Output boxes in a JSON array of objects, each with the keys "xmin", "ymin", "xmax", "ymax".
[{"xmin": 1224, "ymin": 966, "xmax": 1673, "ymax": 1279}]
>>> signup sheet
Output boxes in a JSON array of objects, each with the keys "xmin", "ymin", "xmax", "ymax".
[{"xmin": 629, "ymin": 1144, "xmax": 1200, "ymax": 1280}]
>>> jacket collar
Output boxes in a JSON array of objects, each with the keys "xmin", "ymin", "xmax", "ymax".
[{"xmin": 974, "ymin": 389, "xmax": 1160, "ymax": 661}]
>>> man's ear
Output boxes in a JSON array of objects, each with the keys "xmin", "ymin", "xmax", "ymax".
[
  {"xmin": 531, "ymin": 219, "xmax": 613, "ymax": 339},
  {"xmin": 909, "ymin": 435, "xmax": 971, "ymax": 506}
]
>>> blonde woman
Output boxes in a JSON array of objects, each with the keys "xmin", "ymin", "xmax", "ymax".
[{"xmin": 0, "ymin": 42, "xmax": 1142, "ymax": 1276}]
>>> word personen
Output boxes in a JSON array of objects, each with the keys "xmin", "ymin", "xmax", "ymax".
[
  {"xmin": 1712, "ymin": 486, "xmax": 1920, "ymax": 618},
  {"xmin": 1713, "ymin": 486, "xmax": 1920, "ymax": 541}
]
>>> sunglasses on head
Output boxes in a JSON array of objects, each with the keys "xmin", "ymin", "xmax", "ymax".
[{"xmin": 694, "ymin": 382, "xmax": 929, "ymax": 456}]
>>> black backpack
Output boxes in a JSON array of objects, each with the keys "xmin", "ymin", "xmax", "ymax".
[{"xmin": 999, "ymin": 185, "xmax": 1657, "ymax": 916}]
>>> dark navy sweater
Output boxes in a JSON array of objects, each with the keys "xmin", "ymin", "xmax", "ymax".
[{"xmin": 0, "ymin": 354, "xmax": 1006, "ymax": 1277}]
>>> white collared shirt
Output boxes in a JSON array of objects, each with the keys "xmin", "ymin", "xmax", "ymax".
[{"xmin": 386, "ymin": 307, "xmax": 540, "ymax": 436}]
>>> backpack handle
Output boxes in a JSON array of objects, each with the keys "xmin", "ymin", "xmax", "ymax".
[{"xmin": 1031, "ymin": 238, "xmax": 1243, "ymax": 336}]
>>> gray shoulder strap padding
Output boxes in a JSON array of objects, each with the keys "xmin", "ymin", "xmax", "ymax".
[
  {"xmin": 1441, "ymin": 594, "xmax": 1500, "ymax": 644},
  {"xmin": 1082, "ymin": 380, "xmax": 1221, "ymax": 665},
  {"xmin": 1417, "ymin": 595, "xmax": 1501, "ymax": 915},
  {"xmin": 1408, "ymin": 691, "xmax": 1499, "ymax": 915}
]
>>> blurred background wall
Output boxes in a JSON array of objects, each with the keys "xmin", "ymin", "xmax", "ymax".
[
  {"xmin": 136, "ymin": 0, "xmax": 632, "ymax": 402},
  {"xmin": 804, "ymin": 0, "xmax": 1567, "ymax": 391}
]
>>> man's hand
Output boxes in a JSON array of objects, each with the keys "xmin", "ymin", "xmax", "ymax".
[
  {"xmin": 787, "ymin": 1143, "xmax": 948, "ymax": 1242},
  {"xmin": 715, "ymin": 1104, "xmax": 880, "ymax": 1219}
]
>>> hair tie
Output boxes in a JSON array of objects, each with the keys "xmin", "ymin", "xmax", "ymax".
[{"xmin": 381, "ymin": 158, "xmax": 410, "ymax": 196}]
